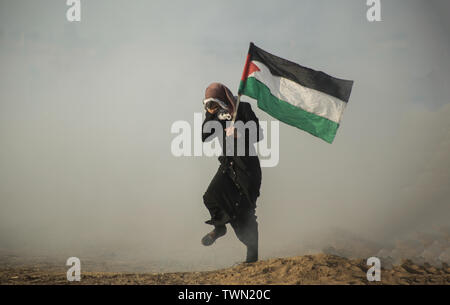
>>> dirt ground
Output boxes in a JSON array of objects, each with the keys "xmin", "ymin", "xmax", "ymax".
[{"xmin": 1, "ymin": 253, "xmax": 449, "ymax": 285}]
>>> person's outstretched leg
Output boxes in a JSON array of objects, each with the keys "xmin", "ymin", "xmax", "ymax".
[{"xmin": 230, "ymin": 208, "xmax": 259, "ymax": 263}]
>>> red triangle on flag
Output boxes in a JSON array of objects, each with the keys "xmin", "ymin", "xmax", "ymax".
[{"xmin": 240, "ymin": 54, "xmax": 261, "ymax": 81}]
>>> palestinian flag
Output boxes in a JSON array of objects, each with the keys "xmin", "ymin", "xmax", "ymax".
[{"xmin": 238, "ymin": 43, "xmax": 354, "ymax": 144}]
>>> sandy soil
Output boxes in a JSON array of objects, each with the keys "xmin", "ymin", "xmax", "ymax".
[{"xmin": 1, "ymin": 253, "xmax": 449, "ymax": 285}]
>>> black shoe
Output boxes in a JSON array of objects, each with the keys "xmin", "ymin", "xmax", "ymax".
[
  {"xmin": 201, "ymin": 225, "xmax": 227, "ymax": 246},
  {"xmin": 245, "ymin": 244, "xmax": 258, "ymax": 263}
]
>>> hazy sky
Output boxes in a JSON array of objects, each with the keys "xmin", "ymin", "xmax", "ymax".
[{"xmin": 0, "ymin": 0, "xmax": 449, "ymax": 270}]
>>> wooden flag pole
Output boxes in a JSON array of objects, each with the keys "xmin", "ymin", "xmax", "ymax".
[{"xmin": 231, "ymin": 94, "xmax": 241, "ymax": 125}]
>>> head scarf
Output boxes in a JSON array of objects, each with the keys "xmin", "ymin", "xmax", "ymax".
[{"xmin": 203, "ymin": 83, "xmax": 236, "ymax": 120}]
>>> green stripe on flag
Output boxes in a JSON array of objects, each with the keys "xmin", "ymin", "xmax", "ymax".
[{"xmin": 240, "ymin": 77, "xmax": 339, "ymax": 143}]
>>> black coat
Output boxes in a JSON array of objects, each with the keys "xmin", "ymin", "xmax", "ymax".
[{"xmin": 202, "ymin": 102, "xmax": 263, "ymax": 219}]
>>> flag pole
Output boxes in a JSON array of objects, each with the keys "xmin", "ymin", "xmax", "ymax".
[
  {"xmin": 231, "ymin": 43, "xmax": 251, "ymax": 125},
  {"xmin": 231, "ymin": 94, "xmax": 241, "ymax": 125}
]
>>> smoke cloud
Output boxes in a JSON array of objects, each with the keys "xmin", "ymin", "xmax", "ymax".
[{"xmin": 0, "ymin": 0, "xmax": 449, "ymax": 271}]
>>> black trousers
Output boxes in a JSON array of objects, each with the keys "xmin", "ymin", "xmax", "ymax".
[{"xmin": 203, "ymin": 160, "xmax": 259, "ymax": 249}]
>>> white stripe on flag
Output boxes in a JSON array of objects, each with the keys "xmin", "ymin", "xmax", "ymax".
[{"xmin": 249, "ymin": 61, "xmax": 347, "ymax": 124}]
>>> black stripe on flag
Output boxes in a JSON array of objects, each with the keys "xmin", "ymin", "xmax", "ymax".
[{"xmin": 248, "ymin": 42, "xmax": 354, "ymax": 103}]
